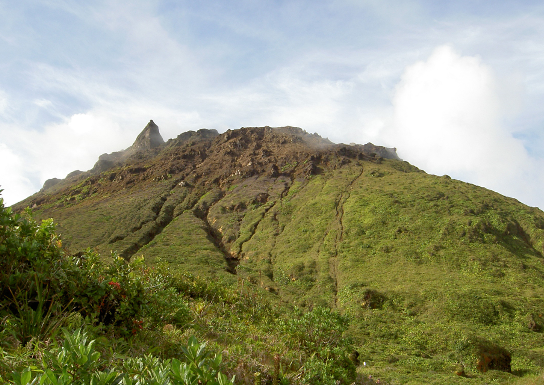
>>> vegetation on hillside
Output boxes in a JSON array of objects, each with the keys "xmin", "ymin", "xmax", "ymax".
[
  {"xmin": 0, "ymin": 191, "xmax": 360, "ymax": 384},
  {"xmin": 8, "ymin": 124, "xmax": 544, "ymax": 384},
  {"xmin": 6, "ymin": 168, "xmax": 544, "ymax": 384}
]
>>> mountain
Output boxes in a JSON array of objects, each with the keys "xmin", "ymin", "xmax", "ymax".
[
  {"xmin": 14, "ymin": 121, "xmax": 544, "ymax": 383},
  {"xmin": 18, "ymin": 122, "xmax": 402, "ymax": 280}
]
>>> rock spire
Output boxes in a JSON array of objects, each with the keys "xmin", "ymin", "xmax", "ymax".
[{"xmin": 131, "ymin": 120, "xmax": 165, "ymax": 151}]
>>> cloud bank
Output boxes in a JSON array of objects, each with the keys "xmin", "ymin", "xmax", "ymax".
[{"xmin": 379, "ymin": 46, "xmax": 543, "ymax": 207}]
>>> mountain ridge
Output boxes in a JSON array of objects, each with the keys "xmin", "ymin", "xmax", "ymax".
[{"xmin": 20, "ymin": 123, "xmax": 402, "ymax": 268}]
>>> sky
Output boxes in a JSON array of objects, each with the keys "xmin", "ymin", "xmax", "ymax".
[{"xmin": 1, "ymin": 0, "xmax": 544, "ymax": 209}]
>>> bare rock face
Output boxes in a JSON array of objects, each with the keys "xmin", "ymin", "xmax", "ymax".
[
  {"xmin": 41, "ymin": 178, "xmax": 62, "ymax": 192},
  {"xmin": 33, "ymin": 123, "xmax": 400, "ymax": 198},
  {"xmin": 91, "ymin": 158, "xmax": 116, "ymax": 174},
  {"xmin": 66, "ymin": 170, "xmax": 83, "ymax": 179},
  {"xmin": 172, "ymin": 128, "xmax": 219, "ymax": 145},
  {"xmin": 360, "ymin": 143, "xmax": 399, "ymax": 160},
  {"xmin": 90, "ymin": 120, "xmax": 166, "ymax": 174},
  {"xmin": 131, "ymin": 120, "xmax": 165, "ymax": 151}
]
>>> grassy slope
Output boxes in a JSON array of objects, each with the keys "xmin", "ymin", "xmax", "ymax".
[
  {"xmin": 233, "ymin": 159, "xmax": 544, "ymax": 383},
  {"xmin": 139, "ymin": 211, "xmax": 233, "ymax": 279},
  {"xmin": 34, "ymin": 177, "xmax": 173, "ymax": 254},
  {"xmin": 28, "ymin": 156, "xmax": 544, "ymax": 384}
]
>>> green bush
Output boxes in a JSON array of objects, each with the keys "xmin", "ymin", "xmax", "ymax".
[
  {"xmin": 11, "ymin": 329, "xmax": 234, "ymax": 385},
  {"xmin": 0, "ymin": 192, "xmax": 71, "ymax": 345},
  {"xmin": 0, "ymin": 191, "xmax": 188, "ymax": 343},
  {"xmin": 65, "ymin": 250, "xmax": 147, "ymax": 332},
  {"xmin": 278, "ymin": 307, "xmax": 356, "ymax": 384},
  {"xmin": 170, "ymin": 272, "xmax": 237, "ymax": 304},
  {"xmin": 444, "ymin": 290, "xmax": 499, "ymax": 326}
]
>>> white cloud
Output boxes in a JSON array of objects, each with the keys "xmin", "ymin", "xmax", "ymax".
[
  {"xmin": 0, "ymin": 106, "xmax": 210, "ymax": 206},
  {"xmin": 378, "ymin": 45, "xmax": 544, "ymax": 207},
  {"xmin": 0, "ymin": 90, "xmax": 8, "ymax": 115},
  {"xmin": 198, "ymin": 66, "xmax": 359, "ymax": 143},
  {"xmin": 0, "ymin": 113, "xmax": 130, "ymax": 206},
  {"xmin": 260, "ymin": 73, "xmax": 352, "ymax": 134},
  {"xmin": 34, "ymin": 99, "xmax": 54, "ymax": 109},
  {"xmin": 0, "ymin": 143, "xmax": 35, "ymax": 206},
  {"xmin": 29, "ymin": 113, "xmax": 134, "ymax": 182}
]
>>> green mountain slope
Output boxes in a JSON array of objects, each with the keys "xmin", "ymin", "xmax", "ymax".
[{"xmin": 13, "ymin": 122, "xmax": 544, "ymax": 383}]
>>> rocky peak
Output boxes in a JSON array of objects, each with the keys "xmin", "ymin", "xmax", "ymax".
[
  {"xmin": 89, "ymin": 120, "xmax": 165, "ymax": 174},
  {"xmin": 131, "ymin": 120, "xmax": 165, "ymax": 151},
  {"xmin": 171, "ymin": 128, "xmax": 219, "ymax": 145}
]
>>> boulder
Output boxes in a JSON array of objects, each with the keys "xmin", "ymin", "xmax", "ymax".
[
  {"xmin": 457, "ymin": 336, "xmax": 511, "ymax": 373},
  {"xmin": 476, "ymin": 344, "xmax": 511, "ymax": 373}
]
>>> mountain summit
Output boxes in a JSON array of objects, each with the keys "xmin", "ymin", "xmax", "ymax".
[
  {"xmin": 131, "ymin": 120, "xmax": 165, "ymax": 151},
  {"xmin": 84, "ymin": 120, "xmax": 166, "ymax": 175}
]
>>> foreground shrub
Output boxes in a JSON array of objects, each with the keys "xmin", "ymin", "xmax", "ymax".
[
  {"xmin": 279, "ymin": 306, "xmax": 356, "ymax": 384},
  {"xmin": 0, "ymin": 193, "xmax": 71, "ymax": 345},
  {"xmin": 65, "ymin": 250, "xmax": 147, "ymax": 332},
  {"xmin": 11, "ymin": 329, "xmax": 234, "ymax": 385},
  {"xmin": 0, "ymin": 191, "xmax": 188, "ymax": 344}
]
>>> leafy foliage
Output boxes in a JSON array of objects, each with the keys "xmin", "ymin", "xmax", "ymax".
[
  {"xmin": 11, "ymin": 330, "xmax": 234, "ymax": 385},
  {"xmin": 0, "ymin": 195, "xmax": 70, "ymax": 345},
  {"xmin": 0, "ymin": 188, "xmax": 191, "ymax": 342},
  {"xmin": 279, "ymin": 307, "xmax": 355, "ymax": 384}
]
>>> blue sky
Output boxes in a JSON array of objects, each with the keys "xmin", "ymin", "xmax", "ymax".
[{"xmin": 1, "ymin": 0, "xmax": 544, "ymax": 209}]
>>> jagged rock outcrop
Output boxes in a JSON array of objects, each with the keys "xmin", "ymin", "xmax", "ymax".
[
  {"xmin": 41, "ymin": 178, "xmax": 61, "ymax": 192},
  {"xmin": 90, "ymin": 120, "xmax": 166, "ymax": 174},
  {"xmin": 40, "ymin": 122, "xmax": 399, "ymax": 193},
  {"xmin": 360, "ymin": 143, "xmax": 399, "ymax": 160},
  {"xmin": 66, "ymin": 170, "xmax": 83, "ymax": 179},
  {"xmin": 458, "ymin": 337, "xmax": 512, "ymax": 373},
  {"xmin": 168, "ymin": 128, "xmax": 219, "ymax": 145},
  {"xmin": 131, "ymin": 120, "xmax": 165, "ymax": 151},
  {"xmin": 41, "ymin": 169, "xmax": 84, "ymax": 193}
]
